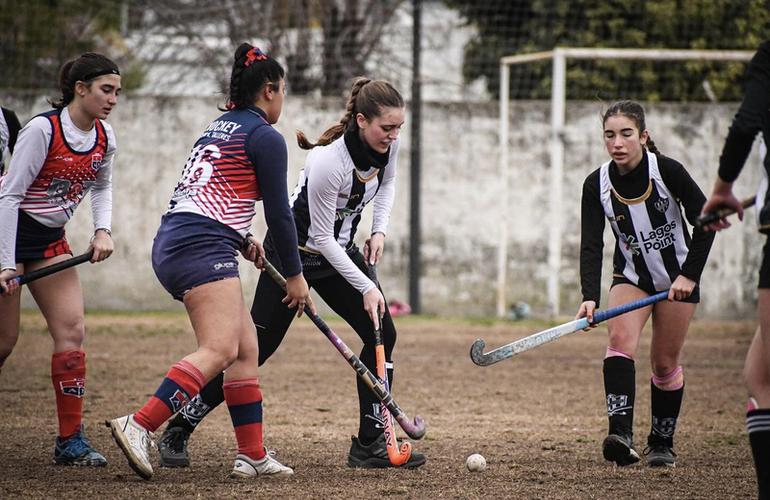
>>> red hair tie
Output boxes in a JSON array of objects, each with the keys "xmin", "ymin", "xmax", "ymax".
[
  {"xmin": 244, "ymin": 47, "xmax": 268, "ymax": 67},
  {"xmin": 226, "ymin": 101, "xmax": 236, "ymax": 110}
]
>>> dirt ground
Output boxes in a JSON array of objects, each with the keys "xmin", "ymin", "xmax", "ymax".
[{"xmin": 0, "ymin": 311, "xmax": 760, "ymax": 499}]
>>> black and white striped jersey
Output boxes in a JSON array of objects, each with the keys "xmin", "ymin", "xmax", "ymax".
[
  {"xmin": 289, "ymin": 131, "xmax": 398, "ymax": 295},
  {"xmin": 580, "ymin": 151, "xmax": 715, "ymax": 305}
]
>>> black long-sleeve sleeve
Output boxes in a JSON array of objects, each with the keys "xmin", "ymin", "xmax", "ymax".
[
  {"xmin": 580, "ymin": 168, "xmax": 606, "ymax": 305},
  {"xmin": 718, "ymin": 41, "xmax": 770, "ymax": 182}
]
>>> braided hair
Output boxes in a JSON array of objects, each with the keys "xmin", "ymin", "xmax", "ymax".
[
  {"xmin": 223, "ymin": 43, "xmax": 285, "ymax": 111},
  {"xmin": 602, "ymin": 100, "xmax": 661, "ymax": 154},
  {"xmin": 51, "ymin": 53, "xmax": 120, "ymax": 110},
  {"xmin": 296, "ymin": 77, "xmax": 404, "ymax": 150}
]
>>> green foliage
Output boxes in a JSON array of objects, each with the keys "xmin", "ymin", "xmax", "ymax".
[
  {"xmin": 444, "ymin": 0, "xmax": 770, "ymax": 101},
  {"xmin": 0, "ymin": 0, "xmax": 141, "ymax": 90}
]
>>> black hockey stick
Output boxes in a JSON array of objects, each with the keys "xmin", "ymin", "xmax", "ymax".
[
  {"xmin": 261, "ymin": 257, "xmax": 426, "ymax": 440},
  {"xmin": 695, "ymin": 196, "xmax": 756, "ymax": 228},
  {"xmin": 2, "ymin": 250, "xmax": 94, "ymax": 294}
]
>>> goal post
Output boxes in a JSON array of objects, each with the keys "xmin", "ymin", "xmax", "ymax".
[{"xmin": 497, "ymin": 47, "xmax": 755, "ymax": 319}]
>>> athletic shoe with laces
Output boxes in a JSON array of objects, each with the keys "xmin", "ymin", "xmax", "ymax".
[
  {"xmin": 230, "ymin": 448, "xmax": 294, "ymax": 478},
  {"xmin": 158, "ymin": 426, "xmax": 191, "ymax": 468},
  {"xmin": 644, "ymin": 443, "xmax": 676, "ymax": 467},
  {"xmin": 53, "ymin": 424, "xmax": 107, "ymax": 466},
  {"xmin": 347, "ymin": 434, "xmax": 427, "ymax": 469},
  {"xmin": 106, "ymin": 414, "xmax": 156, "ymax": 480},
  {"xmin": 602, "ymin": 432, "xmax": 640, "ymax": 467}
]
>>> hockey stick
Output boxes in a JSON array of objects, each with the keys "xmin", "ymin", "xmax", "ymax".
[
  {"xmin": 695, "ymin": 196, "xmax": 756, "ymax": 228},
  {"xmin": 470, "ymin": 290, "xmax": 669, "ymax": 367},
  {"xmin": 261, "ymin": 257, "xmax": 426, "ymax": 440},
  {"xmin": 1, "ymin": 250, "xmax": 94, "ymax": 294},
  {"xmin": 368, "ymin": 260, "xmax": 412, "ymax": 465}
]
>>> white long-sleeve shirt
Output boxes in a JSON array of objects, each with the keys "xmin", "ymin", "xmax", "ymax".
[{"xmin": 290, "ymin": 134, "xmax": 398, "ymax": 295}]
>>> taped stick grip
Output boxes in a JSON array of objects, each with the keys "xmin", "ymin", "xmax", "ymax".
[{"xmin": 695, "ymin": 196, "xmax": 756, "ymax": 228}]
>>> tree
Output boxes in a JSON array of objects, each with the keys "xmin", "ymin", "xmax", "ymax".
[
  {"xmin": 443, "ymin": 0, "xmax": 770, "ymax": 101},
  {"xmin": 0, "ymin": 0, "xmax": 132, "ymax": 89},
  {"xmin": 121, "ymin": 0, "xmax": 406, "ymax": 96}
]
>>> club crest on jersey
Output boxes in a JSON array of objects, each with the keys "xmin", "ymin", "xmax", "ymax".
[
  {"xmin": 59, "ymin": 378, "xmax": 85, "ymax": 397},
  {"xmin": 654, "ymin": 197, "xmax": 669, "ymax": 213},
  {"xmin": 91, "ymin": 152, "xmax": 103, "ymax": 171}
]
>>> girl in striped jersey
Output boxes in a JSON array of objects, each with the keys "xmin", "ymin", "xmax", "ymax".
[
  {"xmin": 0, "ymin": 53, "xmax": 120, "ymax": 467},
  {"xmin": 156, "ymin": 77, "xmax": 426, "ymax": 470},
  {"xmin": 575, "ymin": 101, "xmax": 715, "ymax": 468},
  {"xmin": 107, "ymin": 43, "xmax": 313, "ymax": 481}
]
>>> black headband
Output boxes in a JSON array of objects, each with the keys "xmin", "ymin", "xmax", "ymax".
[{"xmin": 80, "ymin": 68, "xmax": 120, "ymax": 82}]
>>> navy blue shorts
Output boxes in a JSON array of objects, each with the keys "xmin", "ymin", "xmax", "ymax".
[
  {"xmin": 611, "ymin": 275, "xmax": 700, "ymax": 303},
  {"xmin": 152, "ymin": 212, "xmax": 244, "ymax": 301},
  {"xmin": 15, "ymin": 210, "xmax": 71, "ymax": 264}
]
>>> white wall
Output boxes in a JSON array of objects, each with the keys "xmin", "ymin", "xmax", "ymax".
[{"xmin": 3, "ymin": 93, "xmax": 762, "ymax": 319}]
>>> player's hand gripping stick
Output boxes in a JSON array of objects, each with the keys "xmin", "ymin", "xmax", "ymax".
[
  {"xmin": 1, "ymin": 250, "xmax": 95, "ymax": 295},
  {"xmin": 261, "ymin": 257, "xmax": 426, "ymax": 440},
  {"xmin": 471, "ymin": 290, "xmax": 670, "ymax": 366},
  {"xmin": 695, "ymin": 196, "xmax": 756, "ymax": 228}
]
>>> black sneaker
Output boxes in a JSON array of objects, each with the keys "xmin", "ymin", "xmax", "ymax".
[
  {"xmin": 347, "ymin": 434, "xmax": 427, "ymax": 469},
  {"xmin": 158, "ymin": 426, "xmax": 191, "ymax": 468},
  {"xmin": 602, "ymin": 432, "xmax": 640, "ymax": 467},
  {"xmin": 644, "ymin": 443, "xmax": 676, "ymax": 467}
]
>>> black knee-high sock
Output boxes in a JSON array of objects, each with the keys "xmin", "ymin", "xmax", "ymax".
[
  {"xmin": 167, "ymin": 371, "xmax": 226, "ymax": 433},
  {"xmin": 358, "ymin": 364, "xmax": 394, "ymax": 445},
  {"xmin": 747, "ymin": 408, "xmax": 770, "ymax": 500},
  {"xmin": 603, "ymin": 356, "xmax": 635, "ymax": 437},
  {"xmin": 648, "ymin": 381, "xmax": 684, "ymax": 448}
]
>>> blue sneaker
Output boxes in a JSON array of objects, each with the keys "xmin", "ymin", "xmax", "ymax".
[{"xmin": 54, "ymin": 425, "xmax": 107, "ymax": 466}]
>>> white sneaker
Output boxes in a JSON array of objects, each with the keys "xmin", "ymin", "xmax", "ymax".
[
  {"xmin": 107, "ymin": 414, "xmax": 155, "ymax": 480},
  {"xmin": 231, "ymin": 449, "xmax": 294, "ymax": 478}
]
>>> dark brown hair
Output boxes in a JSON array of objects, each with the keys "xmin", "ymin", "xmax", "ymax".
[
  {"xmin": 51, "ymin": 53, "xmax": 120, "ymax": 110},
  {"xmin": 223, "ymin": 43, "xmax": 285, "ymax": 111},
  {"xmin": 602, "ymin": 100, "xmax": 660, "ymax": 154},
  {"xmin": 296, "ymin": 77, "xmax": 404, "ymax": 150}
]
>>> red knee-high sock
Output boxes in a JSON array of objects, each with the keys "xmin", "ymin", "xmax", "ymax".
[
  {"xmin": 51, "ymin": 350, "xmax": 86, "ymax": 439},
  {"xmin": 134, "ymin": 360, "xmax": 206, "ymax": 432},
  {"xmin": 224, "ymin": 378, "xmax": 265, "ymax": 460}
]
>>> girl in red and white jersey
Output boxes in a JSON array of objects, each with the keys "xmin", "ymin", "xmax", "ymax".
[{"xmin": 0, "ymin": 52, "xmax": 120, "ymax": 467}]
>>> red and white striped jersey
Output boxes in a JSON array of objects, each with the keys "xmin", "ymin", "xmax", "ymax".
[{"xmin": 166, "ymin": 108, "xmax": 273, "ymax": 236}]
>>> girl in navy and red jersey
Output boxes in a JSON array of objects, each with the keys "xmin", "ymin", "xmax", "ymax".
[
  {"xmin": 157, "ymin": 77, "xmax": 426, "ymax": 471},
  {"xmin": 575, "ymin": 100, "xmax": 715, "ymax": 469},
  {"xmin": 0, "ymin": 53, "xmax": 120, "ymax": 466},
  {"xmin": 107, "ymin": 43, "xmax": 314, "ymax": 481}
]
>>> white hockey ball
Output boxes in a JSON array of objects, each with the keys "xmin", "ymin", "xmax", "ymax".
[{"xmin": 466, "ymin": 453, "xmax": 486, "ymax": 472}]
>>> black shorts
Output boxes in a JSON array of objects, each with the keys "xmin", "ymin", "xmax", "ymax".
[
  {"xmin": 611, "ymin": 275, "xmax": 700, "ymax": 303},
  {"xmin": 15, "ymin": 210, "xmax": 71, "ymax": 264},
  {"xmin": 759, "ymin": 237, "xmax": 770, "ymax": 289}
]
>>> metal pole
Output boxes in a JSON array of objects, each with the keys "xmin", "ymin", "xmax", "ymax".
[
  {"xmin": 548, "ymin": 49, "xmax": 566, "ymax": 317},
  {"xmin": 496, "ymin": 59, "xmax": 510, "ymax": 319},
  {"xmin": 409, "ymin": 0, "xmax": 422, "ymax": 314}
]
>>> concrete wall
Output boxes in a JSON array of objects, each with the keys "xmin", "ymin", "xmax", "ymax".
[{"xmin": 3, "ymin": 93, "xmax": 762, "ymax": 319}]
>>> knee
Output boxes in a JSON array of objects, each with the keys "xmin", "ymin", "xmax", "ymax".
[
  {"xmin": 202, "ymin": 345, "xmax": 239, "ymax": 372},
  {"xmin": 51, "ymin": 318, "xmax": 86, "ymax": 348},
  {"xmin": 0, "ymin": 343, "xmax": 15, "ymax": 368},
  {"xmin": 651, "ymin": 357, "xmax": 680, "ymax": 378}
]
